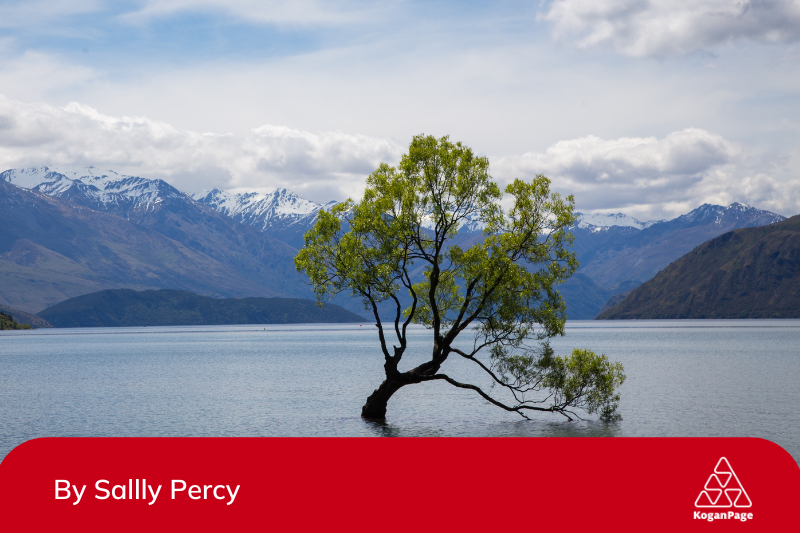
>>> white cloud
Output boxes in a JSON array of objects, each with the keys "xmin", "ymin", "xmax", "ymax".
[
  {"xmin": 1, "ymin": 95, "xmax": 797, "ymax": 219},
  {"xmin": 0, "ymin": 95, "xmax": 403, "ymax": 202},
  {"xmin": 0, "ymin": 0, "xmax": 103, "ymax": 28},
  {"xmin": 493, "ymin": 128, "xmax": 800, "ymax": 219},
  {"xmin": 0, "ymin": 51, "xmax": 99, "ymax": 103},
  {"xmin": 541, "ymin": 0, "xmax": 800, "ymax": 57}
]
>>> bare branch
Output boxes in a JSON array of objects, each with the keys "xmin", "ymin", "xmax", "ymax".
[
  {"xmin": 366, "ymin": 288, "xmax": 391, "ymax": 362},
  {"xmin": 425, "ymin": 374, "xmax": 566, "ymax": 419}
]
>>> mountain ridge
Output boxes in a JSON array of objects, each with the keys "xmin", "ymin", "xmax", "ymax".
[
  {"xmin": 192, "ymin": 187, "xmax": 337, "ymax": 249},
  {"xmin": 0, "ymin": 179, "xmax": 310, "ymax": 313},
  {"xmin": 596, "ymin": 215, "xmax": 800, "ymax": 319},
  {"xmin": 571, "ymin": 202, "xmax": 785, "ymax": 290}
]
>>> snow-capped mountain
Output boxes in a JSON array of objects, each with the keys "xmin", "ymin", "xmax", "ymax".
[
  {"xmin": 0, "ymin": 167, "xmax": 339, "ymax": 249},
  {"xmin": 3, "ymin": 167, "xmax": 786, "ymax": 244},
  {"xmin": 192, "ymin": 188, "xmax": 338, "ymax": 249},
  {"xmin": 575, "ymin": 212, "xmax": 663, "ymax": 231},
  {"xmin": 0, "ymin": 167, "xmax": 313, "ymax": 312},
  {"xmin": 571, "ymin": 201, "xmax": 786, "ymax": 292},
  {"xmin": 574, "ymin": 203, "xmax": 783, "ymax": 234},
  {"xmin": 193, "ymin": 188, "xmax": 335, "ymax": 231},
  {"xmin": 0, "ymin": 166, "xmax": 185, "ymax": 215},
  {"xmin": 460, "ymin": 210, "xmax": 660, "ymax": 235},
  {"xmin": 1, "ymin": 164, "xmax": 792, "ymax": 321},
  {"xmin": 457, "ymin": 213, "xmax": 487, "ymax": 233},
  {"xmin": 673, "ymin": 202, "xmax": 784, "ymax": 228}
]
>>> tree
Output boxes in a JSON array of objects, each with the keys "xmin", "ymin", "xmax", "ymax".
[
  {"xmin": 0, "ymin": 310, "xmax": 33, "ymax": 330},
  {"xmin": 295, "ymin": 135, "xmax": 625, "ymax": 421}
]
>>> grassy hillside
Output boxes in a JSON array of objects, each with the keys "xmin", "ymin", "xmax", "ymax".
[
  {"xmin": 38, "ymin": 289, "xmax": 367, "ymax": 327},
  {"xmin": 597, "ymin": 215, "xmax": 800, "ymax": 319}
]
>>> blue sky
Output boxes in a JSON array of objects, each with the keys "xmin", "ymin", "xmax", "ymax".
[{"xmin": 1, "ymin": 0, "xmax": 799, "ymax": 220}]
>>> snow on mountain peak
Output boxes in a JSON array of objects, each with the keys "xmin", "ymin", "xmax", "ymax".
[
  {"xmin": 679, "ymin": 202, "xmax": 784, "ymax": 226},
  {"xmin": 575, "ymin": 212, "xmax": 661, "ymax": 231},
  {"xmin": 191, "ymin": 187, "xmax": 336, "ymax": 232},
  {"xmin": 192, "ymin": 188, "xmax": 239, "ymax": 215},
  {"xmin": 0, "ymin": 166, "xmax": 182, "ymax": 212},
  {"xmin": 2, "ymin": 165, "xmax": 336, "ymax": 234}
]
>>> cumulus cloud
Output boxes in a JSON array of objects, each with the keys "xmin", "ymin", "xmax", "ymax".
[
  {"xmin": 493, "ymin": 128, "xmax": 799, "ymax": 220},
  {"xmin": 0, "ymin": 95, "xmax": 403, "ymax": 202},
  {"xmin": 540, "ymin": 0, "xmax": 800, "ymax": 57},
  {"xmin": 1, "ymin": 95, "xmax": 797, "ymax": 219}
]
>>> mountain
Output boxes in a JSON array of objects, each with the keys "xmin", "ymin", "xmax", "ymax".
[
  {"xmin": 1, "ymin": 166, "xmax": 787, "ymax": 320},
  {"xmin": 572, "ymin": 203, "xmax": 785, "ymax": 289},
  {"xmin": 575, "ymin": 211, "xmax": 664, "ymax": 231},
  {"xmin": 1, "ymin": 167, "xmax": 307, "ymax": 295},
  {"xmin": 192, "ymin": 188, "xmax": 337, "ymax": 249},
  {"xmin": 448, "ymin": 204, "xmax": 784, "ymax": 318},
  {"xmin": 596, "ymin": 215, "xmax": 800, "ymax": 319},
  {"xmin": 562, "ymin": 203, "xmax": 785, "ymax": 318},
  {"xmin": 0, "ymin": 178, "xmax": 310, "ymax": 313},
  {"xmin": 37, "ymin": 289, "xmax": 366, "ymax": 327},
  {"xmin": 0, "ymin": 166, "xmax": 184, "ymax": 215},
  {"xmin": 0, "ymin": 304, "xmax": 53, "ymax": 328}
]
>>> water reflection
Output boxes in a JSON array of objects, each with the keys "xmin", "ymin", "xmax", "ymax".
[
  {"xmin": 360, "ymin": 416, "xmax": 622, "ymax": 438},
  {"xmin": 361, "ymin": 419, "xmax": 398, "ymax": 437}
]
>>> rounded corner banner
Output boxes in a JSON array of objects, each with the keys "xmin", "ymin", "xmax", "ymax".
[{"xmin": 0, "ymin": 437, "xmax": 798, "ymax": 531}]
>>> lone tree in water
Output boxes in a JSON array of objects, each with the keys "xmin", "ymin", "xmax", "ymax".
[{"xmin": 295, "ymin": 135, "xmax": 625, "ymax": 421}]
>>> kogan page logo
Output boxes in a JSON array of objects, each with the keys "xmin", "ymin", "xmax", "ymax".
[{"xmin": 694, "ymin": 457, "xmax": 753, "ymax": 523}]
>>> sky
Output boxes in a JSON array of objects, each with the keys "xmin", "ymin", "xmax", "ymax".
[{"xmin": 0, "ymin": 0, "xmax": 799, "ymax": 220}]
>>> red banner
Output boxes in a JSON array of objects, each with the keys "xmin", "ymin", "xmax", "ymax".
[{"xmin": 1, "ymin": 437, "xmax": 797, "ymax": 531}]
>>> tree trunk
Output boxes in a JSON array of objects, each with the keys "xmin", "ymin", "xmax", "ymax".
[{"xmin": 361, "ymin": 377, "xmax": 407, "ymax": 419}]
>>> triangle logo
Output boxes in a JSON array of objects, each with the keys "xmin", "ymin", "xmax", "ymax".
[{"xmin": 695, "ymin": 457, "xmax": 752, "ymax": 508}]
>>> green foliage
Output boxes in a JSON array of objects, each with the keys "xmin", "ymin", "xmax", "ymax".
[
  {"xmin": 0, "ymin": 310, "xmax": 33, "ymax": 330},
  {"xmin": 295, "ymin": 134, "xmax": 625, "ymax": 421},
  {"xmin": 542, "ymin": 346, "xmax": 626, "ymax": 421}
]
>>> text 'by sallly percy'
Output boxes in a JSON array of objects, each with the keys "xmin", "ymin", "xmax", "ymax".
[{"xmin": 55, "ymin": 479, "xmax": 240, "ymax": 505}]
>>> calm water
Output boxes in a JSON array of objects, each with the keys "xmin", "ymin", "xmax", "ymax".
[{"xmin": 1, "ymin": 320, "xmax": 799, "ymax": 462}]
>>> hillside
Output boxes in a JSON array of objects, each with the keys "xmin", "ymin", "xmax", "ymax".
[
  {"xmin": 37, "ymin": 289, "xmax": 367, "ymax": 327},
  {"xmin": 596, "ymin": 215, "xmax": 800, "ymax": 319},
  {"xmin": 0, "ymin": 305, "xmax": 52, "ymax": 328},
  {"xmin": 555, "ymin": 273, "xmax": 639, "ymax": 320}
]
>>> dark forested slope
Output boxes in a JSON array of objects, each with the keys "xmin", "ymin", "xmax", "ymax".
[{"xmin": 38, "ymin": 289, "xmax": 366, "ymax": 327}]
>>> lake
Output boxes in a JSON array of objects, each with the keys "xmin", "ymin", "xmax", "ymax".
[{"xmin": 1, "ymin": 320, "xmax": 799, "ymax": 462}]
